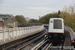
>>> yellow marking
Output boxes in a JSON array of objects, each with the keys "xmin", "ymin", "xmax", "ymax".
[{"xmin": 45, "ymin": 43, "xmax": 52, "ymax": 50}]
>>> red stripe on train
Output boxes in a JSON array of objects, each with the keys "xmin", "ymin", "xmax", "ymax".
[{"xmin": 48, "ymin": 32, "xmax": 64, "ymax": 34}]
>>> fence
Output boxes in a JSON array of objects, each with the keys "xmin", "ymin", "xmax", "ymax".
[{"xmin": 0, "ymin": 25, "xmax": 45, "ymax": 45}]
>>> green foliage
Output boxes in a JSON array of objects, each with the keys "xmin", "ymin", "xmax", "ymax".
[
  {"xmin": 58, "ymin": 10, "xmax": 60, "ymax": 15},
  {"xmin": 6, "ymin": 25, "xmax": 13, "ymax": 28},
  {"xmin": 28, "ymin": 19, "xmax": 38, "ymax": 23},
  {"xmin": 38, "ymin": 5, "xmax": 75, "ymax": 31},
  {"xmin": 59, "ymin": 5, "xmax": 75, "ymax": 31},
  {"xmin": 15, "ymin": 15, "xmax": 27, "ymax": 23},
  {"xmin": 38, "ymin": 13, "xmax": 58, "ymax": 24},
  {"xmin": 58, "ymin": 10, "xmax": 61, "ymax": 18}
]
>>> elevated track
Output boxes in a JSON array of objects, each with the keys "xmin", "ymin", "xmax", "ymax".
[
  {"xmin": 0, "ymin": 23, "xmax": 75, "ymax": 50},
  {"xmin": 2, "ymin": 29, "xmax": 47, "ymax": 50}
]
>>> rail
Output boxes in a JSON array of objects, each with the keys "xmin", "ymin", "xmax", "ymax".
[{"xmin": 13, "ymin": 29, "xmax": 47, "ymax": 50}]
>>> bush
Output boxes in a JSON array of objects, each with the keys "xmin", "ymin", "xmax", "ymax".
[{"xmin": 6, "ymin": 25, "xmax": 13, "ymax": 28}]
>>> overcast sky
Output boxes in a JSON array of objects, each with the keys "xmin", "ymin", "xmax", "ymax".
[{"xmin": 0, "ymin": 0, "xmax": 75, "ymax": 19}]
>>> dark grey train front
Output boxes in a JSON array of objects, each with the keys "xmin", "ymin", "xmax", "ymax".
[{"xmin": 48, "ymin": 18, "xmax": 65, "ymax": 43}]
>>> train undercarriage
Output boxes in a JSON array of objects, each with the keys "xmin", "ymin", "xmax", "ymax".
[{"xmin": 47, "ymin": 33, "xmax": 65, "ymax": 44}]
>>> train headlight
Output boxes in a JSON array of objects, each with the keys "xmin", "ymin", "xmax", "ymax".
[{"xmin": 49, "ymin": 36, "xmax": 51, "ymax": 38}]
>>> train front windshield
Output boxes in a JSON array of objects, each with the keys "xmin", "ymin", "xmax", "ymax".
[{"xmin": 53, "ymin": 20, "xmax": 62, "ymax": 29}]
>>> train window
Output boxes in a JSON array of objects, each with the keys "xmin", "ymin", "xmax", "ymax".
[{"xmin": 53, "ymin": 20, "xmax": 62, "ymax": 29}]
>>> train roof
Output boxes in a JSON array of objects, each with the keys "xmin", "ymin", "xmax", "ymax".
[{"xmin": 50, "ymin": 18, "xmax": 63, "ymax": 20}]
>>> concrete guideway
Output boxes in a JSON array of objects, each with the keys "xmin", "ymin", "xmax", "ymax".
[
  {"xmin": 2, "ymin": 29, "xmax": 47, "ymax": 50},
  {"xmin": 0, "ymin": 25, "xmax": 45, "ymax": 45},
  {"xmin": 65, "ymin": 26, "xmax": 75, "ymax": 41}
]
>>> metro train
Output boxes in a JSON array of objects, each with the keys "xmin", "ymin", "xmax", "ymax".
[{"xmin": 48, "ymin": 18, "xmax": 65, "ymax": 43}]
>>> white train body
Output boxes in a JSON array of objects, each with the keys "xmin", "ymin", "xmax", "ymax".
[
  {"xmin": 48, "ymin": 18, "xmax": 65, "ymax": 43},
  {"xmin": 48, "ymin": 18, "xmax": 64, "ymax": 34}
]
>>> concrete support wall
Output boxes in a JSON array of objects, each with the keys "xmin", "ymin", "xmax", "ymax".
[
  {"xmin": 0, "ymin": 25, "xmax": 45, "ymax": 45},
  {"xmin": 64, "ymin": 26, "xmax": 75, "ymax": 40}
]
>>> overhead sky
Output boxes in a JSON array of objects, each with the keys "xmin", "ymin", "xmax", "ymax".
[{"xmin": 0, "ymin": 0, "xmax": 75, "ymax": 19}]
